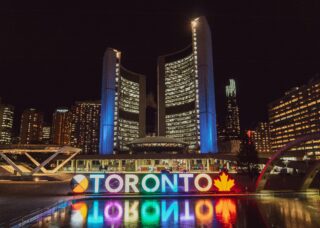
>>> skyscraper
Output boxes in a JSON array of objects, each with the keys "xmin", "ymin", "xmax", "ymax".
[
  {"xmin": 52, "ymin": 108, "xmax": 71, "ymax": 145},
  {"xmin": 100, "ymin": 48, "xmax": 146, "ymax": 154},
  {"xmin": 71, "ymin": 101, "xmax": 100, "ymax": 154},
  {"xmin": 20, "ymin": 108, "xmax": 44, "ymax": 144},
  {"xmin": 42, "ymin": 125, "xmax": 51, "ymax": 144},
  {"xmin": 252, "ymin": 122, "xmax": 271, "ymax": 153},
  {"xmin": 157, "ymin": 16, "xmax": 218, "ymax": 153},
  {"xmin": 0, "ymin": 102, "xmax": 14, "ymax": 145},
  {"xmin": 225, "ymin": 79, "xmax": 240, "ymax": 139},
  {"xmin": 269, "ymin": 77, "xmax": 320, "ymax": 158}
]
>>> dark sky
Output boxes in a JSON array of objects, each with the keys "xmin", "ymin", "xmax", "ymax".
[{"xmin": 0, "ymin": 1, "xmax": 319, "ymax": 134}]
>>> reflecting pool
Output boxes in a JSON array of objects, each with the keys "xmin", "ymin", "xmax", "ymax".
[{"xmin": 31, "ymin": 196, "xmax": 320, "ymax": 227}]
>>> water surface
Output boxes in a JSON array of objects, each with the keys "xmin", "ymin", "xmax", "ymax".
[{"xmin": 31, "ymin": 196, "xmax": 320, "ymax": 227}]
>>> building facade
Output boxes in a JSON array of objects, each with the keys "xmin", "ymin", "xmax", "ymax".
[
  {"xmin": 71, "ymin": 101, "xmax": 101, "ymax": 154},
  {"xmin": 20, "ymin": 108, "xmax": 44, "ymax": 144},
  {"xmin": 225, "ymin": 79, "xmax": 240, "ymax": 139},
  {"xmin": 0, "ymin": 103, "xmax": 14, "ymax": 144},
  {"xmin": 100, "ymin": 48, "xmax": 146, "ymax": 154},
  {"xmin": 52, "ymin": 108, "xmax": 71, "ymax": 145},
  {"xmin": 157, "ymin": 16, "xmax": 218, "ymax": 153},
  {"xmin": 252, "ymin": 122, "xmax": 271, "ymax": 153},
  {"xmin": 42, "ymin": 125, "xmax": 51, "ymax": 144},
  {"xmin": 269, "ymin": 78, "xmax": 320, "ymax": 158}
]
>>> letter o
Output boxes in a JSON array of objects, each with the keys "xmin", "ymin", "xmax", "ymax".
[
  {"xmin": 194, "ymin": 174, "xmax": 212, "ymax": 192},
  {"xmin": 105, "ymin": 174, "xmax": 124, "ymax": 193},
  {"xmin": 141, "ymin": 174, "xmax": 160, "ymax": 192}
]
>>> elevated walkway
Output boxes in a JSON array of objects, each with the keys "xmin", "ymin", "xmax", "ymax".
[{"xmin": 0, "ymin": 145, "xmax": 81, "ymax": 176}]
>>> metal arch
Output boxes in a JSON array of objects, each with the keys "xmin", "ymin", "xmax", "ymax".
[
  {"xmin": 300, "ymin": 161, "xmax": 320, "ymax": 191},
  {"xmin": 0, "ymin": 146, "xmax": 81, "ymax": 176},
  {"xmin": 256, "ymin": 133, "xmax": 320, "ymax": 191}
]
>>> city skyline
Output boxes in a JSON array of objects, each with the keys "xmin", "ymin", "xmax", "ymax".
[{"xmin": 1, "ymin": 2, "xmax": 319, "ymax": 134}]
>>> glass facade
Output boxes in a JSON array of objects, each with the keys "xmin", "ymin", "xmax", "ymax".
[
  {"xmin": 158, "ymin": 17, "xmax": 218, "ymax": 153},
  {"xmin": 269, "ymin": 78, "xmax": 320, "ymax": 159},
  {"xmin": 225, "ymin": 79, "xmax": 240, "ymax": 139},
  {"xmin": 100, "ymin": 49, "xmax": 146, "ymax": 154},
  {"xmin": 164, "ymin": 54, "xmax": 199, "ymax": 149},
  {"xmin": 0, "ymin": 104, "xmax": 14, "ymax": 144},
  {"xmin": 70, "ymin": 102, "xmax": 100, "ymax": 154},
  {"xmin": 20, "ymin": 108, "xmax": 44, "ymax": 144},
  {"xmin": 252, "ymin": 122, "xmax": 271, "ymax": 153},
  {"xmin": 114, "ymin": 67, "xmax": 141, "ymax": 151},
  {"xmin": 52, "ymin": 108, "xmax": 71, "ymax": 145}
]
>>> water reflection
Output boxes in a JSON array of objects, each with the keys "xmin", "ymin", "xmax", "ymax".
[{"xmin": 31, "ymin": 197, "xmax": 320, "ymax": 227}]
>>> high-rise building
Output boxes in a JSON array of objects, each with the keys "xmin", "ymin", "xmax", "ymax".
[
  {"xmin": 100, "ymin": 48, "xmax": 146, "ymax": 154},
  {"xmin": 157, "ymin": 16, "xmax": 218, "ymax": 153},
  {"xmin": 225, "ymin": 79, "xmax": 240, "ymax": 139},
  {"xmin": 20, "ymin": 108, "xmax": 44, "ymax": 144},
  {"xmin": 269, "ymin": 78, "xmax": 320, "ymax": 158},
  {"xmin": 0, "ymin": 102, "xmax": 14, "ymax": 144},
  {"xmin": 252, "ymin": 122, "xmax": 271, "ymax": 153},
  {"xmin": 52, "ymin": 108, "xmax": 71, "ymax": 145},
  {"xmin": 71, "ymin": 101, "xmax": 101, "ymax": 154},
  {"xmin": 42, "ymin": 125, "xmax": 51, "ymax": 144}
]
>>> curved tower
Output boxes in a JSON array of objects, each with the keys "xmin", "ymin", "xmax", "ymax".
[
  {"xmin": 100, "ymin": 48, "xmax": 146, "ymax": 154},
  {"xmin": 157, "ymin": 16, "xmax": 218, "ymax": 153}
]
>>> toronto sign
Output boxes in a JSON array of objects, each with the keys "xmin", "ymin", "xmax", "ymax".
[{"xmin": 70, "ymin": 172, "xmax": 238, "ymax": 194}]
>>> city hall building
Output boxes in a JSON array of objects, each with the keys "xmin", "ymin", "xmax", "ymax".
[
  {"xmin": 158, "ymin": 16, "xmax": 218, "ymax": 153},
  {"xmin": 100, "ymin": 16, "xmax": 217, "ymax": 155}
]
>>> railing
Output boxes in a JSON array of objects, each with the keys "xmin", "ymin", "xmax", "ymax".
[{"xmin": 7, "ymin": 199, "xmax": 71, "ymax": 228}]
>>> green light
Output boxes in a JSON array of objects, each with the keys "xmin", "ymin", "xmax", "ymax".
[{"xmin": 141, "ymin": 200, "xmax": 160, "ymax": 225}]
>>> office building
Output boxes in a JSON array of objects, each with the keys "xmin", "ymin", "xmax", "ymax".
[
  {"xmin": 0, "ymin": 102, "xmax": 14, "ymax": 144},
  {"xmin": 269, "ymin": 78, "xmax": 320, "ymax": 158},
  {"xmin": 52, "ymin": 108, "xmax": 71, "ymax": 145},
  {"xmin": 20, "ymin": 108, "xmax": 44, "ymax": 144},
  {"xmin": 157, "ymin": 16, "xmax": 218, "ymax": 153},
  {"xmin": 71, "ymin": 101, "xmax": 101, "ymax": 154},
  {"xmin": 225, "ymin": 79, "xmax": 240, "ymax": 139},
  {"xmin": 252, "ymin": 122, "xmax": 271, "ymax": 153},
  {"xmin": 42, "ymin": 125, "xmax": 51, "ymax": 144},
  {"xmin": 100, "ymin": 48, "xmax": 146, "ymax": 154}
]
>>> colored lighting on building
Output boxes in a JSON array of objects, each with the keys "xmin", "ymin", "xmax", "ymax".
[
  {"xmin": 71, "ymin": 172, "xmax": 238, "ymax": 194},
  {"xmin": 213, "ymin": 172, "xmax": 235, "ymax": 192}
]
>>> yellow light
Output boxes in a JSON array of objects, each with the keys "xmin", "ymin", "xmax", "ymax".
[
  {"xmin": 214, "ymin": 172, "xmax": 235, "ymax": 192},
  {"xmin": 191, "ymin": 18, "xmax": 199, "ymax": 28},
  {"xmin": 195, "ymin": 200, "xmax": 214, "ymax": 225}
]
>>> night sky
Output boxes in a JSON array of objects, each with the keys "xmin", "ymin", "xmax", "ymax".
[{"xmin": 1, "ymin": 1, "xmax": 319, "ymax": 134}]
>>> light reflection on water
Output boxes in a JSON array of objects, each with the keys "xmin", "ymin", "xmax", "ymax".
[{"xmin": 32, "ymin": 197, "xmax": 320, "ymax": 227}]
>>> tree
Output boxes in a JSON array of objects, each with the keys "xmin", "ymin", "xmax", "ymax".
[{"xmin": 237, "ymin": 131, "xmax": 259, "ymax": 177}]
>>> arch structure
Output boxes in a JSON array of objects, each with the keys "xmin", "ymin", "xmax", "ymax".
[
  {"xmin": 0, "ymin": 145, "xmax": 81, "ymax": 176},
  {"xmin": 256, "ymin": 133, "xmax": 320, "ymax": 191}
]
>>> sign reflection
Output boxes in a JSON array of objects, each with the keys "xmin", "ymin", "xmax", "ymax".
[{"xmin": 70, "ymin": 198, "xmax": 238, "ymax": 227}]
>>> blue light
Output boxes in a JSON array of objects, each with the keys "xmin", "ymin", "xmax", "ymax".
[
  {"xmin": 100, "ymin": 49, "xmax": 117, "ymax": 155},
  {"xmin": 87, "ymin": 200, "xmax": 103, "ymax": 226},
  {"xmin": 89, "ymin": 174, "xmax": 105, "ymax": 193},
  {"xmin": 161, "ymin": 174, "xmax": 178, "ymax": 192},
  {"xmin": 161, "ymin": 200, "xmax": 178, "ymax": 223}
]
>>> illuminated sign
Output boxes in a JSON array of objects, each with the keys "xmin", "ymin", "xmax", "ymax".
[{"xmin": 70, "ymin": 172, "xmax": 236, "ymax": 194}]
